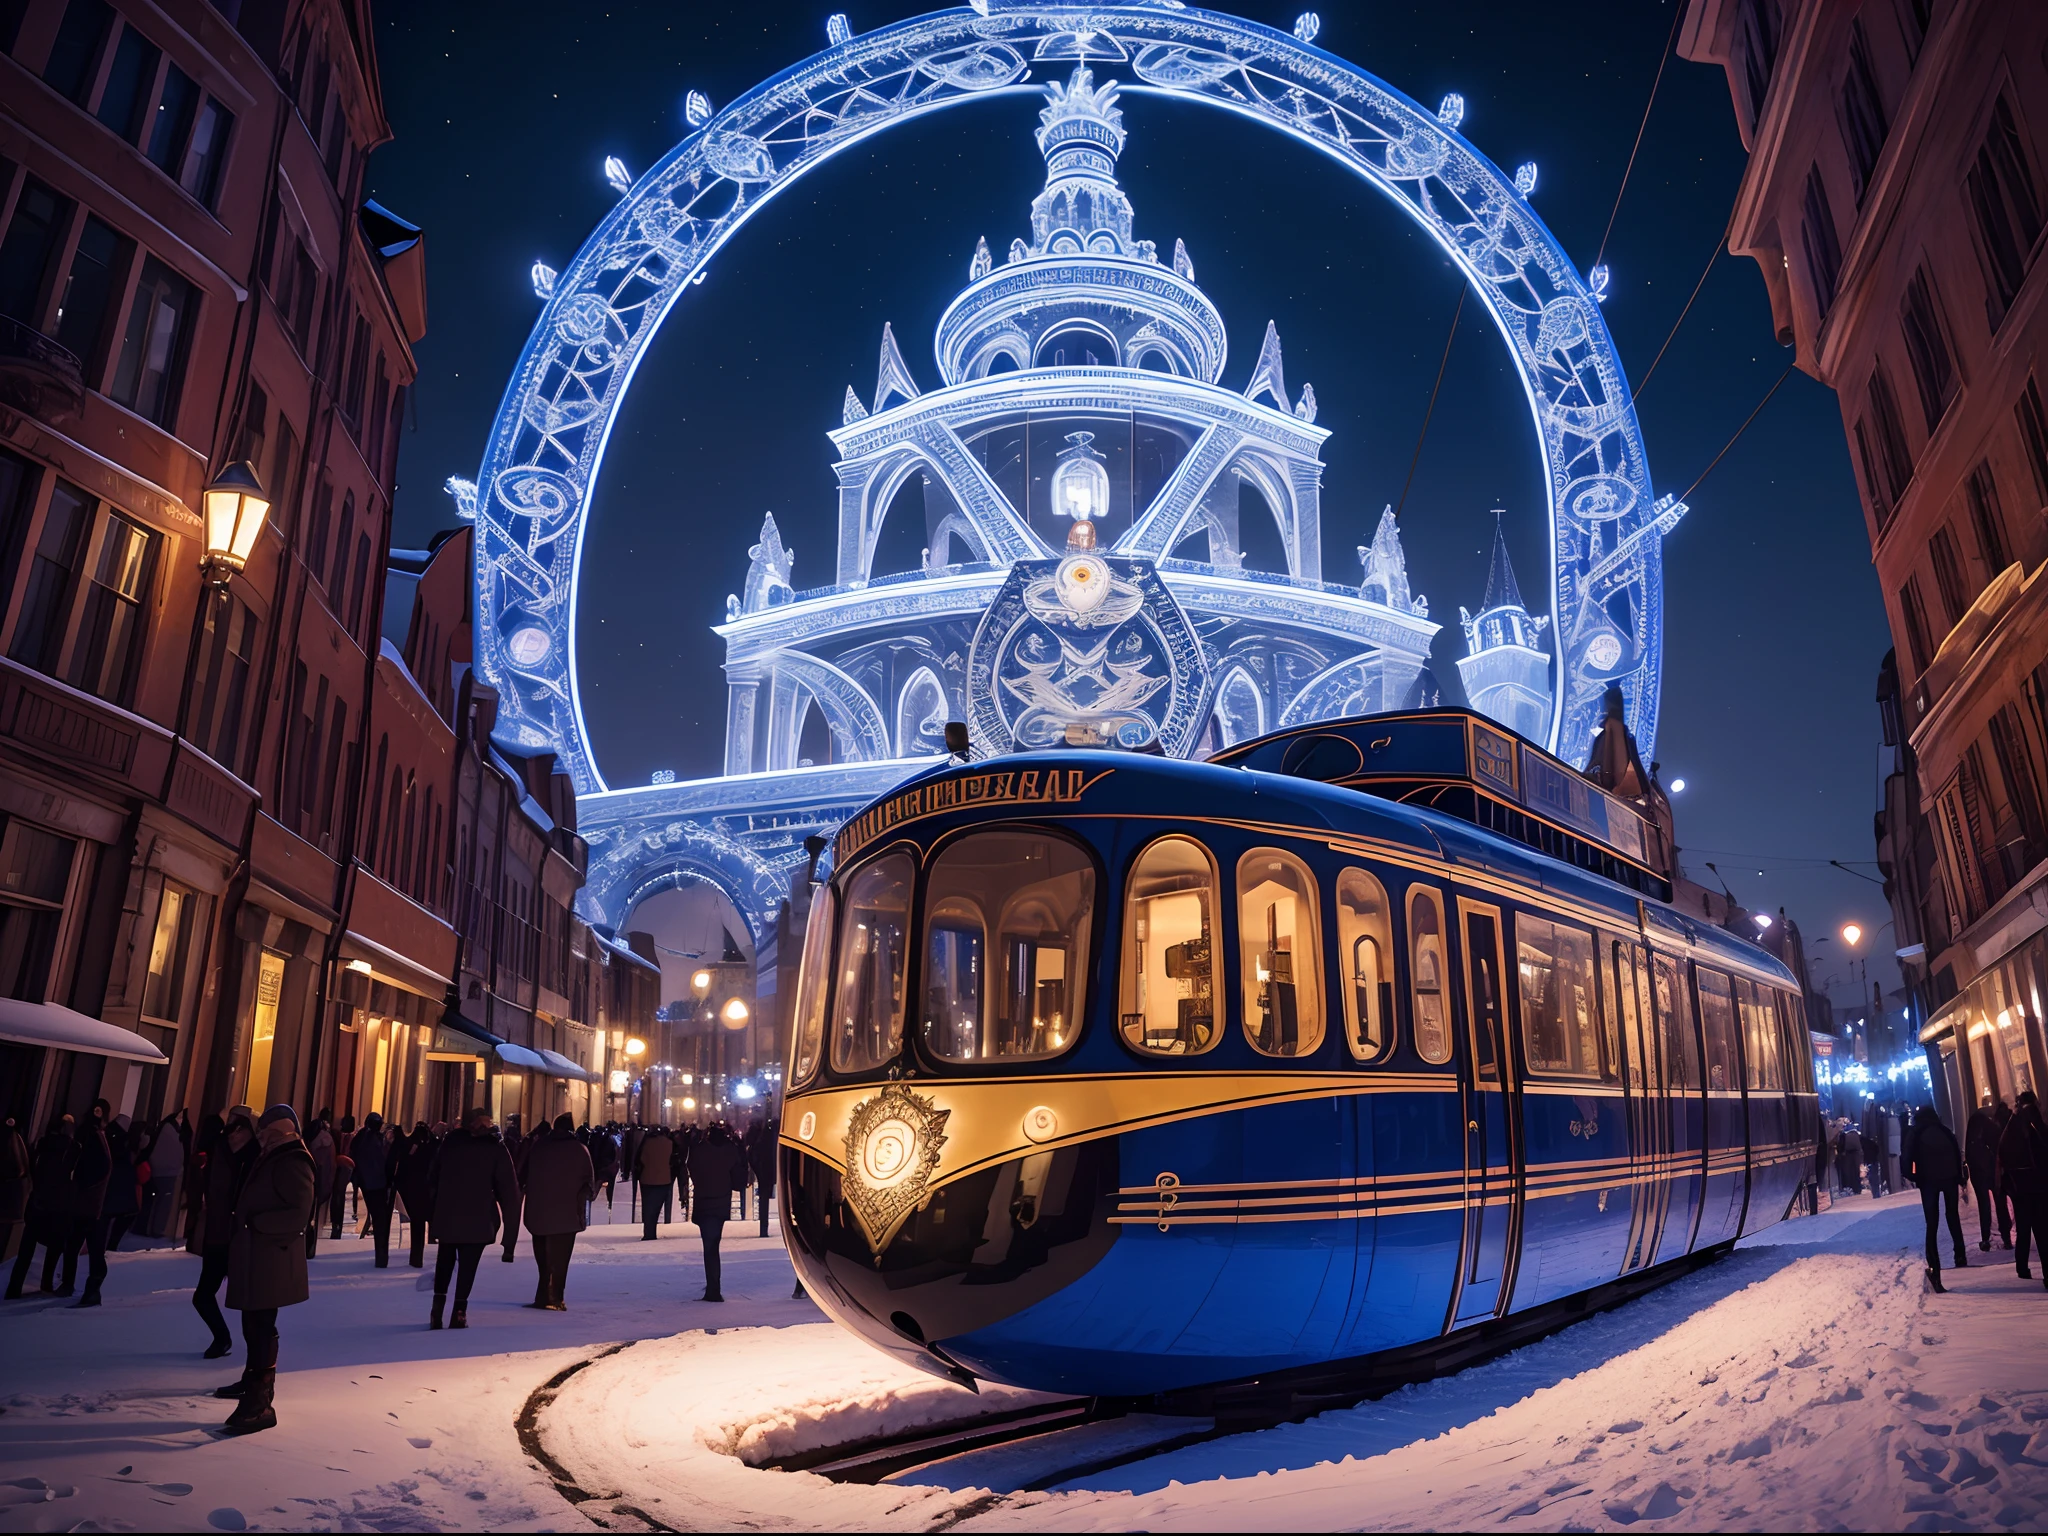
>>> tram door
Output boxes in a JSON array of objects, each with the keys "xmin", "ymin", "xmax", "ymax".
[
  {"xmin": 1613, "ymin": 940, "xmax": 1668, "ymax": 1272},
  {"xmin": 1453, "ymin": 902, "xmax": 1516, "ymax": 1327}
]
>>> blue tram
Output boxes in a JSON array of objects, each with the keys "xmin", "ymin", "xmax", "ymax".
[{"xmin": 778, "ymin": 710, "xmax": 1821, "ymax": 1401}]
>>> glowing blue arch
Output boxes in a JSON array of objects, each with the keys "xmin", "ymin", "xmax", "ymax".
[{"xmin": 472, "ymin": 3, "xmax": 1683, "ymax": 791}]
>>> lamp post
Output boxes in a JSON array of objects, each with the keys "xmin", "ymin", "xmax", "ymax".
[{"xmin": 178, "ymin": 460, "xmax": 271, "ymax": 738}]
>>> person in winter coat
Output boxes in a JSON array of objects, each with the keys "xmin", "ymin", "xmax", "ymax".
[
  {"xmin": 102, "ymin": 1116, "xmax": 140, "ymax": 1251},
  {"xmin": 520, "ymin": 1113, "xmax": 594, "ymax": 1309},
  {"xmin": 745, "ymin": 1121, "xmax": 778, "ymax": 1238},
  {"xmin": 306, "ymin": 1119, "xmax": 335, "ymax": 1258},
  {"xmin": 142, "ymin": 1112, "xmax": 186, "ymax": 1239},
  {"xmin": 392, "ymin": 1124, "xmax": 438, "ymax": 1267},
  {"xmin": 192, "ymin": 1108, "xmax": 258, "ymax": 1355},
  {"xmin": 1998, "ymin": 1090, "xmax": 2048, "ymax": 1286},
  {"xmin": 637, "ymin": 1125, "xmax": 679, "ymax": 1240},
  {"xmin": 349, "ymin": 1112, "xmax": 396, "ymax": 1266},
  {"xmin": 63, "ymin": 1102, "xmax": 113, "ymax": 1306},
  {"xmin": 5, "ymin": 1115, "xmax": 75, "ymax": 1297},
  {"xmin": 689, "ymin": 1124, "xmax": 748, "ymax": 1303},
  {"xmin": 589, "ymin": 1127, "xmax": 619, "ymax": 1211},
  {"xmin": 214, "ymin": 1105, "xmax": 316, "ymax": 1435},
  {"xmin": 1903, "ymin": 1105, "xmax": 1968, "ymax": 1291},
  {"xmin": 621, "ymin": 1123, "xmax": 644, "ymax": 1203},
  {"xmin": 1834, "ymin": 1122, "xmax": 1865, "ymax": 1194},
  {"xmin": 0, "ymin": 1115, "xmax": 29, "ymax": 1264},
  {"xmin": 424, "ymin": 1106, "xmax": 520, "ymax": 1329},
  {"xmin": 1967, "ymin": 1098, "xmax": 2013, "ymax": 1250},
  {"xmin": 328, "ymin": 1114, "xmax": 355, "ymax": 1238}
]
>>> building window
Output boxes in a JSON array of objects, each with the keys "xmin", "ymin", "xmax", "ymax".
[
  {"xmin": 109, "ymin": 256, "xmax": 194, "ymax": 428},
  {"xmin": 1856, "ymin": 364, "xmax": 1915, "ymax": 521},
  {"xmin": 305, "ymin": 476, "xmax": 333, "ymax": 586},
  {"xmin": 1735, "ymin": 0, "xmax": 1781, "ymax": 131},
  {"xmin": 1899, "ymin": 577, "xmax": 1935, "ymax": 673},
  {"xmin": 1899, "ymin": 267, "xmax": 1957, "ymax": 434},
  {"xmin": 42, "ymin": 0, "xmax": 112, "ymax": 106},
  {"xmin": 94, "ymin": 22, "xmax": 159, "ymax": 142},
  {"xmin": 2019, "ymin": 377, "xmax": 2048, "ymax": 507},
  {"xmin": 145, "ymin": 61, "xmax": 198, "ymax": 174},
  {"xmin": 0, "ymin": 447, "xmax": 38, "ymax": 598},
  {"xmin": 67, "ymin": 507, "xmax": 157, "ymax": 705},
  {"xmin": 342, "ymin": 315, "xmax": 370, "ymax": 425},
  {"xmin": 1967, "ymin": 96, "xmax": 2046, "ymax": 335},
  {"xmin": 1801, "ymin": 165, "xmax": 1843, "ymax": 317},
  {"xmin": 180, "ymin": 98, "xmax": 233, "ymax": 209},
  {"xmin": 1929, "ymin": 524, "xmax": 1970, "ymax": 627},
  {"xmin": 1989, "ymin": 705, "xmax": 2046, "ymax": 853},
  {"xmin": 0, "ymin": 177, "xmax": 74, "ymax": 329},
  {"xmin": 54, "ymin": 215, "xmax": 132, "ymax": 374},
  {"xmin": 1967, "ymin": 461, "xmax": 2010, "ymax": 575},
  {"xmin": 140, "ymin": 881, "xmax": 196, "ymax": 1022},
  {"xmin": 0, "ymin": 819, "xmax": 76, "ymax": 1002},
  {"xmin": 271, "ymin": 213, "xmax": 318, "ymax": 355},
  {"xmin": 1840, "ymin": 20, "xmax": 1890, "ymax": 205},
  {"xmin": 192, "ymin": 592, "xmax": 257, "ymax": 774}
]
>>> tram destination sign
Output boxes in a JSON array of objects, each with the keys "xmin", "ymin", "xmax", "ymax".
[{"xmin": 835, "ymin": 765, "xmax": 1116, "ymax": 863}]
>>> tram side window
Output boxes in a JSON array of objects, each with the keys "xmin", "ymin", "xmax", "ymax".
[
  {"xmin": 830, "ymin": 852, "xmax": 912, "ymax": 1073},
  {"xmin": 1735, "ymin": 978, "xmax": 1784, "ymax": 1091},
  {"xmin": 1778, "ymin": 990, "xmax": 1813, "ymax": 1088},
  {"xmin": 1119, "ymin": 836, "xmax": 1218, "ymax": 1055},
  {"xmin": 1610, "ymin": 939, "xmax": 1658, "ymax": 1091},
  {"xmin": 1408, "ymin": 885, "xmax": 1452, "ymax": 1064},
  {"xmin": 790, "ymin": 881, "xmax": 836, "ymax": 1086},
  {"xmin": 1695, "ymin": 967, "xmax": 1742, "ymax": 1092},
  {"xmin": 1335, "ymin": 867, "xmax": 1394, "ymax": 1061},
  {"xmin": 920, "ymin": 830, "xmax": 1094, "ymax": 1063},
  {"xmin": 1516, "ymin": 914, "xmax": 1614, "ymax": 1081},
  {"xmin": 1652, "ymin": 953, "xmax": 1701, "ymax": 1091},
  {"xmin": 1239, "ymin": 849, "xmax": 1323, "ymax": 1058}
]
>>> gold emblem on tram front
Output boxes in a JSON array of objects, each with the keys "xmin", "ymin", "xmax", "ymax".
[{"xmin": 842, "ymin": 1083, "xmax": 951, "ymax": 1255}]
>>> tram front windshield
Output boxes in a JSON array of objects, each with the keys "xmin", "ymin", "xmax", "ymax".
[
  {"xmin": 832, "ymin": 853, "xmax": 912, "ymax": 1073},
  {"xmin": 921, "ymin": 830, "xmax": 1094, "ymax": 1062}
]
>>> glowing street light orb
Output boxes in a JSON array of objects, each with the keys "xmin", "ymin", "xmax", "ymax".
[
  {"xmin": 681, "ymin": 1096, "xmax": 698, "ymax": 1111},
  {"xmin": 1842, "ymin": 923, "xmax": 1864, "ymax": 947},
  {"xmin": 624, "ymin": 1037, "xmax": 646, "ymax": 1057},
  {"xmin": 1051, "ymin": 431, "xmax": 1110, "ymax": 526},
  {"xmin": 1669, "ymin": 778, "xmax": 1686, "ymax": 793},
  {"xmin": 692, "ymin": 969, "xmax": 713, "ymax": 996},
  {"xmin": 722, "ymin": 997, "xmax": 751, "ymax": 1028}
]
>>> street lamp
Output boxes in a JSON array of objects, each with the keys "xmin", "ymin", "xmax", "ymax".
[
  {"xmin": 201, "ymin": 460, "xmax": 270, "ymax": 581},
  {"xmin": 1842, "ymin": 922, "xmax": 1864, "ymax": 947},
  {"xmin": 1052, "ymin": 431, "xmax": 1109, "ymax": 546},
  {"xmin": 624, "ymin": 1037, "xmax": 645, "ymax": 1058},
  {"xmin": 721, "ymin": 997, "xmax": 750, "ymax": 1029},
  {"xmin": 692, "ymin": 969, "xmax": 713, "ymax": 997}
]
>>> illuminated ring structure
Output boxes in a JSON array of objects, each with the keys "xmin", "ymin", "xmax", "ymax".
[{"xmin": 471, "ymin": 2, "xmax": 1683, "ymax": 793}]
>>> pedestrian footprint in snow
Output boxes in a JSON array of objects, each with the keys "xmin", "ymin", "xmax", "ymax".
[{"xmin": 1903, "ymin": 1104, "xmax": 1967, "ymax": 1291}]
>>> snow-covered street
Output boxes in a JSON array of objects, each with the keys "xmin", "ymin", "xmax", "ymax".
[{"xmin": 3, "ymin": 1192, "xmax": 2046, "ymax": 1532}]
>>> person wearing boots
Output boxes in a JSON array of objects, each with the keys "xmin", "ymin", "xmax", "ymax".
[
  {"xmin": 62, "ymin": 1102, "xmax": 112, "ymax": 1305},
  {"xmin": 349, "ymin": 1113, "xmax": 396, "ymax": 1266},
  {"xmin": 1999, "ymin": 1090, "xmax": 2048, "ymax": 1286},
  {"xmin": 688, "ymin": 1123, "xmax": 748, "ymax": 1303},
  {"xmin": 636, "ymin": 1124, "xmax": 677, "ymax": 1240},
  {"xmin": 1903, "ymin": 1104, "xmax": 1967, "ymax": 1291},
  {"xmin": 520, "ymin": 1113, "xmax": 593, "ymax": 1311},
  {"xmin": 191, "ymin": 1108, "xmax": 257, "ymax": 1356},
  {"xmin": 1967, "ymin": 1096, "xmax": 2013, "ymax": 1250},
  {"xmin": 425, "ymin": 1107, "xmax": 520, "ymax": 1329},
  {"xmin": 6, "ymin": 1114, "xmax": 75, "ymax": 1297},
  {"xmin": 745, "ymin": 1120, "xmax": 777, "ymax": 1239},
  {"xmin": 217, "ymin": 1105, "xmax": 315, "ymax": 1435},
  {"xmin": 392, "ymin": 1124, "xmax": 438, "ymax": 1268}
]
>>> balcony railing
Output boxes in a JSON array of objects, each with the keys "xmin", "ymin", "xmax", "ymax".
[{"xmin": 0, "ymin": 317, "xmax": 84, "ymax": 424}]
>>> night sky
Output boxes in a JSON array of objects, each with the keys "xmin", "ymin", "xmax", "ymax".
[{"xmin": 365, "ymin": 2, "xmax": 1898, "ymax": 1002}]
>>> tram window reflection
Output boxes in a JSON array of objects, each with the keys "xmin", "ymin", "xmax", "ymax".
[
  {"xmin": 790, "ymin": 881, "xmax": 836, "ymax": 1086},
  {"xmin": 1735, "ymin": 978, "xmax": 1784, "ymax": 1091},
  {"xmin": 1516, "ymin": 915, "xmax": 1613, "ymax": 1081},
  {"xmin": 1652, "ymin": 953, "xmax": 1701, "ymax": 1091},
  {"xmin": 919, "ymin": 830, "xmax": 1093, "ymax": 1062},
  {"xmin": 1120, "ymin": 836, "xmax": 1218, "ymax": 1055},
  {"xmin": 1695, "ymin": 967, "xmax": 1741, "ymax": 1092},
  {"xmin": 831, "ymin": 852, "xmax": 912, "ymax": 1073},
  {"xmin": 1408, "ymin": 885, "xmax": 1452, "ymax": 1064},
  {"xmin": 1239, "ymin": 849, "xmax": 1323, "ymax": 1058},
  {"xmin": 1336, "ymin": 868, "xmax": 1394, "ymax": 1061}
]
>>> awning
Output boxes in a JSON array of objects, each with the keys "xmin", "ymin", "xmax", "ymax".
[
  {"xmin": 495, "ymin": 1042, "xmax": 550, "ymax": 1072},
  {"xmin": 539, "ymin": 1048, "xmax": 600, "ymax": 1084},
  {"xmin": 0, "ymin": 999, "xmax": 168, "ymax": 1065}
]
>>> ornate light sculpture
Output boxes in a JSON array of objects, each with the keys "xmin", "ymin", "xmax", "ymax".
[
  {"xmin": 200, "ymin": 460, "xmax": 269, "ymax": 582},
  {"xmin": 1051, "ymin": 431, "xmax": 1109, "ymax": 547}
]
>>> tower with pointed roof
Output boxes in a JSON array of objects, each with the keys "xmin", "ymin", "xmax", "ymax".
[{"xmin": 1456, "ymin": 514, "xmax": 1553, "ymax": 741}]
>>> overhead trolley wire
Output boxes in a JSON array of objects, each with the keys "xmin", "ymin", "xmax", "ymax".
[
  {"xmin": 1596, "ymin": 1, "xmax": 1687, "ymax": 273},
  {"xmin": 1395, "ymin": 286, "xmax": 1466, "ymax": 519},
  {"xmin": 1633, "ymin": 201, "xmax": 1740, "ymax": 403},
  {"xmin": 1678, "ymin": 359, "xmax": 1797, "ymax": 504}
]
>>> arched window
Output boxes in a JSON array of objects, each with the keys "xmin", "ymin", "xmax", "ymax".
[
  {"xmin": 1238, "ymin": 848, "xmax": 1323, "ymax": 1057},
  {"xmin": 1035, "ymin": 323, "xmax": 1118, "ymax": 368},
  {"xmin": 919, "ymin": 829, "xmax": 1094, "ymax": 1062},
  {"xmin": 986, "ymin": 351, "xmax": 1019, "ymax": 376},
  {"xmin": 830, "ymin": 851, "xmax": 912, "ymax": 1073},
  {"xmin": 1408, "ymin": 885, "xmax": 1452, "ymax": 1064},
  {"xmin": 365, "ymin": 734, "xmax": 388, "ymax": 862},
  {"xmin": 895, "ymin": 668, "xmax": 948, "ymax": 757},
  {"xmin": 1214, "ymin": 668, "xmax": 1264, "ymax": 746},
  {"xmin": 1119, "ymin": 836, "xmax": 1217, "ymax": 1055},
  {"xmin": 1136, "ymin": 348, "xmax": 1173, "ymax": 374},
  {"xmin": 1337, "ymin": 868, "xmax": 1394, "ymax": 1061},
  {"xmin": 382, "ymin": 772, "xmax": 403, "ymax": 877},
  {"xmin": 790, "ymin": 881, "xmax": 837, "ymax": 1087}
]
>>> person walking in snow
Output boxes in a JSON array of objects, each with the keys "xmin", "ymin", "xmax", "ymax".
[
  {"xmin": 1861, "ymin": 1099, "xmax": 1889, "ymax": 1197},
  {"xmin": 689, "ymin": 1123, "xmax": 748, "ymax": 1303},
  {"xmin": 745, "ymin": 1119, "xmax": 777, "ymax": 1238},
  {"xmin": 1903, "ymin": 1105, "xmax": 1967, "ymax": 1292},
  {"xmin": 306, "ymin": 1118, "xmax": 335, "ymax": 1258},
  {"xmin": 5, "ymin": 1114, "xmax": 75, "ymax": 1297},
  {"xmin": 142, "ymin": 1111, "xmax": 186, "ymax": 1239},
  {"xmin": 349, "ymin": 1112, "xmax": 397, "ymax": 1267},
  {"xmin": 1998, "ymin": 1090, "xmax": 2048, "ymax": 1287},
  {"xmin": 101, "ymin": 1115, "xmax": 140, "ymax": 1252},
  {"xmin": 392, "ymin": 1122, "xmax": 438, "ymax": 1268},
  {"xmin": 589, "ymin": 1125, "xmax": 618, "ymax": 1214},
  {"xmin": 521, "ymin": 1113, "xmax": 594, "ymax": 1310},
  {"xmin": 191, "ymin": 1108, "xmax": 258, "ymax": 1355},
  {"xmin": 1967, "ymin": 1096, "xmax": 2012, "ymax": 1250},
  {"xmin": 0, "ymin": 1115, "xmax": 28, "ymax": 1266},
  {"xmin": 424, "ymin": 1106, "xmax": 520, "ymax": 1329},
  {"xmin": 61, "ymin": 1101, "xmax": 113, "ymax": 1305},
  {"xmin": 215, "ymin": 1105, "xmax": 316, "ymax": 1435},
  {"xmin": 328, "ymin": 1114, "xmax": 355, "ymax": 1238},
  {"xmin": 637, "ymin": 1124, "xmax": 678, "ymax": 1240},
  {"xmin": 1834, "ymin": 1121, "xmax": 1865, "ymax": 1194}
]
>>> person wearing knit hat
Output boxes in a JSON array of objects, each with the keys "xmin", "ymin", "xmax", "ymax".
[{"xmin": 216, "ymin": 1104, "xmax": 314, "ymax": 1435}]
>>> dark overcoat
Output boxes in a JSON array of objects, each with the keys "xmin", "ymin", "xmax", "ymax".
[
  {"xmin": 520, "ymin": 1129, "xmax": 594, "ymax": 1237},
  {"xmin": 227, "ymin": 1136, "xmax": 317, "ymax": 1310},
  {"xmin": 428, "ymin": 1128, "xmax": 520, "ymax": 1244}
]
